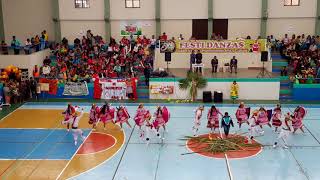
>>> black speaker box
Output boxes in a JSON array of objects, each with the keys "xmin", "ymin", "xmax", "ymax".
[
  {"xmin": 214, "ymin": 91, "xmax": 223, "ymax": 103},
  {"xmin": 165, "ymin": 52, "xmax": 171, "ymax": 62},
  {"xmin": 203, "ymin": 91, "xmax": 212, "ymax": 103},
  {"xmin": 261, "ymin": 51, "xmax": 268, "ymax": 62}
]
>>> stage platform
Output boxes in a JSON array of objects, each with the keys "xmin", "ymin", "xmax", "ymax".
[
  {"xmin": 165, "ymin": 68, "xmax": 276, "ymax": 79},
  {"xmin": 149, "ymin": 69, "xmax": 280, "ymax": 101}
]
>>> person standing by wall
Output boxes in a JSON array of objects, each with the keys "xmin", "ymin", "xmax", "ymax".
[
  {"xmin": 211, "ymin": 56, "xmax": 218, "ymax": 73},
  {"xmin": 3, "ymin": 83, "xmax": 11, "ymax": 105},
  {"xmin": 195, "ymin": 50, "xmax": 203, "ymax": 73},
  {"xmin": 11, "ymin": 36, "xmax": 21, "ymax": 55},
  {"xmin": 30, "ymin": 77, "xmax": 38, "ymax": 100},
  {"xmin": 190, "ymin": 50, "xmax": 196, "ymax": 71},
  {"xmin": 24, "ymin": 39, "xmax": 32, "ymax": 54},
  {"xmin": 144, "ymin": 64, "xmax": 151, "ymax": 86},
  {"xmin": 230, "ymin": 81, "xmax": 239, "ymax": 104},
  {"xmin": 230, "ymin": 56, "xmax": 238, "ymax": 74}
]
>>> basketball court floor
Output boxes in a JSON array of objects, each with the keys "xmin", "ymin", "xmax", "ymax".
[{"xmin": 0, "ymin": 102, "xmax": 319, "ymax": 180}]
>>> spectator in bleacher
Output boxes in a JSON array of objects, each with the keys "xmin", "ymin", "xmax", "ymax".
[
  {"xmin": 86, "ymin": 30, "xmax": 93, "ymax": 46},
  {"xmin": 211, "ymin": 56, "xmax": 218, "ymax": 73},
  {"xmin": 210, "ymin": 33, "xmax": 216, "ymax": 40},
  {"xmin": 280, "ymin": 66, "xmax": 288, "ymax": 76},
  {"xmin": 34, "ymin": 35, "xmax": 40, "ymax": 52},
  {"xmin": 62, "ymin": 37, "xmax": 68, "ymax": 46},
  {"xmin": 43, "ymin": 30, "xmax": 49, "ymax": 47},
  {"xmin": 150, "ymin": 35, "xmax": 156, "ymax": 52},
  {"xmin": 43, "ymin": 56, "xmax": 51, "ymax": 66},
  {"xmin": 1, "ymin": 41, "xmax": 8, "ymax": 55},
  {"xmin": 230, "ymin": 56, "xmax": 238, "ymax": 74},
  {"xmin": 24, "ymin": 39, "xmax": 32, "ymax": 54},
  {"xmin": 195, "ymin": 50, "xmax": 203, "ymax": 73},
  {"xmin": 3, "ymin": 83, "xmax": 11, "ymax": 105},
  {"xmin": 160, "ymin": 32, "xmax": 167, "ymax": 41},
  {"xmin": 178, "ymin": 34, "xmax": 184, "ymax": 40},
  {"xmin": 283, "ymin": 34, "xmax": 289, "ymax": 45},
  {"xmin": 11, "ymin": 36, "xmax": 21, "ymax": 55},
  {"xmin": 40, "ymin": 35, "xmax": 46, "ymax": 50}
]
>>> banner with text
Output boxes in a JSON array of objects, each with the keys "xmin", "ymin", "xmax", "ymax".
[
  {"xmin": 63, "ymin": 82, "xmax": 89, "ymax": 96},
  {"xmin": 161, "ymin": 39, "xmax": 267, "ymax": 53},
  {"xmin": 150, "ymin": 85, "xmax": 174, "ymax": 94},
  {"xmin": 100, "ymin": 79, "xmax": 128, "ymax": 100}
]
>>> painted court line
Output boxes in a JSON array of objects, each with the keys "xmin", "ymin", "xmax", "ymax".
[
  {"xmin": 68, "ymin": 125, "xmax": 127, "ymax": 180},
  {"xmin": 218, "ymin": 128, "xmax": 234, "ymax": 180},
  {"xmin": 0, "ymin": 158, "xmax": 69, "ymax": 161},
  {"xmin": 288, "ymin": 148, "xmax": 311, "ymax": 180},
  {"xmin": 0, "ymin": 127, "xmax": 65, "ymax": 178},
  {"xmin": 111, "ymin": 124, "xmax": 136, "ymax": 180},
  {"xmin": 56, "ymin": 130, "xmax": 93, "ymax": 180},
  {"xmin": 0, "ymin": 106, "xmax": 21, "ymax": 122},
  {"xmin": 76, "ymin": 132, "xmax": 117, "ymax": 156}
]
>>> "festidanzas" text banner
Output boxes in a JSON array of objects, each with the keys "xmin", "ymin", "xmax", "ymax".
[{"xmin": 160, "ymin": 39, "xmax": 267, "ymax": 53}]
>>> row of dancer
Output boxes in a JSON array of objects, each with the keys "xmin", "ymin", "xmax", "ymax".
[
  {"xmin": 192, "ymin": 103, "xmax": 307, "ymax": 148},
  {"xmin": 62, "ymin": 103, "xmax": 171, "ymax": 145}
]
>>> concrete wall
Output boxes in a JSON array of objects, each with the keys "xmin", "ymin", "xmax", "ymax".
[
  {"xmin": 267, "ymin": 0, "xmax": 317, "ymax": 38},
  {"xmin": 110, "ymin": 0, "xmax": 155, "ymax": 20},
  {"xmin": 150, "ymin": 80, "xmax": 280, "ymax": 100},
  {"xmin": 59, "ymin": 0, "xmax": 105, "ymax": 41},
  {"xmin": 0, "ymin": 49, "xmax": 50, "ymax": 76},
  {"xmin": 1, "ymin": 0, "xmax": 318, "ymax": 42},
  {"xmin": 2, "ymin": 0, "xmax": 55, "ymax": 43},
  {"xmin": 161, "ymin": 0, "xmax": 208, "ymax": 19},
  {"xmin": 154, "ymin": 50, "xmax": 272, "ymax": 72}
]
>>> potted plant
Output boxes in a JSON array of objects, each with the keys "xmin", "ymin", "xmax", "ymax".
[{"xmin": 178, "ymin": 71, "xmax": 207, "ymax": 102}]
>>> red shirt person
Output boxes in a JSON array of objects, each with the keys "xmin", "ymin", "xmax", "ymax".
[{"xmin": 160, "ymin": 32, "xmax": 168, "ymax": 41}]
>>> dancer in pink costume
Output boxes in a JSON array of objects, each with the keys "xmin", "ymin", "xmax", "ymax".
[
  {"xmin": 99, "ymin": 103, "xmax": 115, "ymax": 130},
  {"xmin": 207, "ymin": 105, "xmax": 223, "ymax": 133},
  {"xmin": 61, "ymin": 103, "xmax": 75, "ymax": 131},
  {"xmin": 292, "ymin": 106, "xmax": 306, "ymax": 133},
  {"xmin": 89, "ymin": 104, "xmax": 100, "ymax": 130},
  {"xmin": 152, "ymin": 106, "xmax": 170, "ymax": 138},
  {"xmin": 235, "ymin": 102, "xmax": 249, "ymax": 128},
  {"xmin": 271, "ymin": 104, "xmax": 282, "ymax": 132},
  {"xmin": 257, "ymin": 107, "xmax": 272, "ymax": 129},
  {"xmin": 134, "ymin": 104, "xmax": 150, "ymax": 138},
  {"xmin": 115, "ymin": 105, "xmax": 132, "ymax": 128}
]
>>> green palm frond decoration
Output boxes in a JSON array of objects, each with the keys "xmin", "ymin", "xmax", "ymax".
[
  {"xmin": 178, "ymin": 71, "xmax": 207, "ymax": 101},
  {"xmin": 181, "ymin": 135, "xmax": 261, "ymax": 155}
]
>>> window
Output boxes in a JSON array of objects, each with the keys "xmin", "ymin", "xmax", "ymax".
[
  {"xmin": 125, "ymin": 0, "xmax": 140, "ymax": 8},
  {"xmin": 75, "ymin": 0, "xmax": 90, "ymax": 8},
  {"xmin": 284, "ymin": 0, "xmax": 300, "ymax": 6}
]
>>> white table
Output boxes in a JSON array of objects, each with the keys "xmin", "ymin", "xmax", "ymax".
[{"xmin": 192, "ymin": 64, "xmax": 204, "ymax": 75}]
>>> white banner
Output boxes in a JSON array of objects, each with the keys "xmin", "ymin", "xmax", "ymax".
[
  {"xmin": 100, "ymin": 80, "xmax": 127, "ymax": 99},
  {"xmin": 63, "ymin": 82, "xmax": 89, "ymax": 96}
]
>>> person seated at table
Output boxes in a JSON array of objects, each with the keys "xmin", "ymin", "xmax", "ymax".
[
  {"xmin": 280, "ymin": 66, "xmax": 288, "ymax": 76},
  {"xmin": 190, "ymin": 50, "xmax": 196, "ymax": 71},
  {"xmin": 230, "ymin": 56, "xmax": 238, "ymax": 74},
  {"xmin": 195, "ymin": 50, "xmax": 203, "ymax": 73},
  {"xmin": 211, "ymin": 56, "xmax": 218, "ymax": 73}
]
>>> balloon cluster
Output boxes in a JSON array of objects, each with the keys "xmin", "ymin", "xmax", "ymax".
[{"xmin": 1, "ymin": 65, "xmax": 22, "ymax": 80}]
